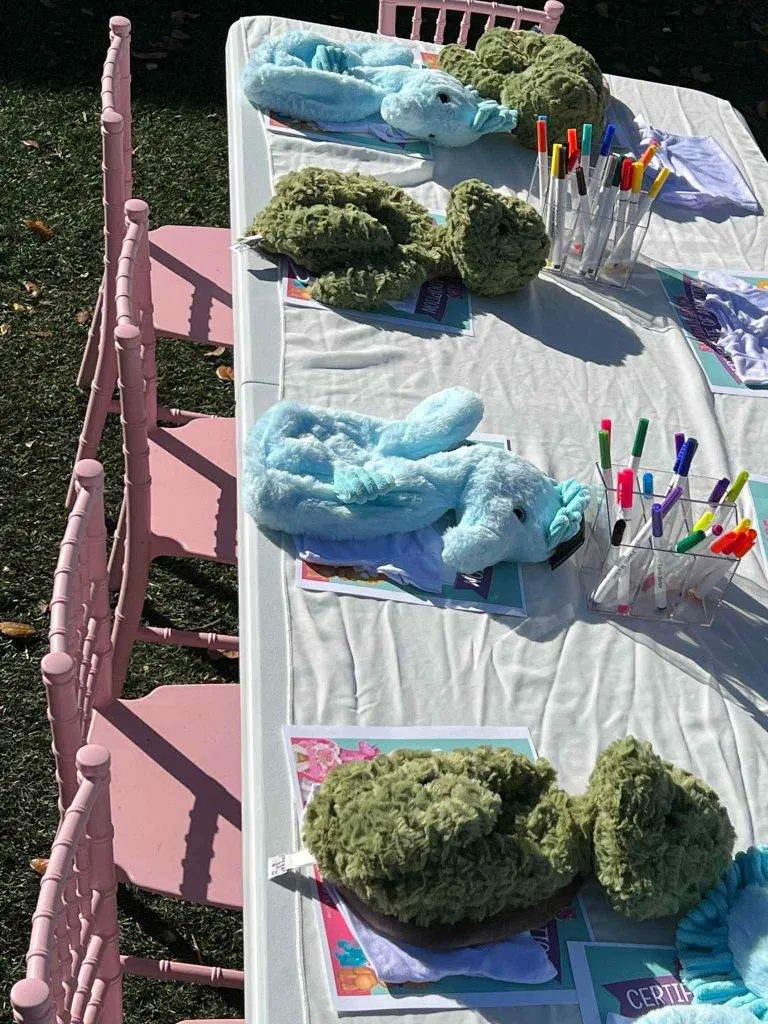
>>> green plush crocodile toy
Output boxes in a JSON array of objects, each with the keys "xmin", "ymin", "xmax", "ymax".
[{"xmin": 439, "ymin": 28, "xmax": 606, "ymax": 149}]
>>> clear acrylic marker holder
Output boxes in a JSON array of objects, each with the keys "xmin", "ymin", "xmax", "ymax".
[
  {"xmin": 528, "ymin": 165, "xmax": 652, "ymax": 289},
  {"xmin": 577, "ymin": 465, "xmax": 740, "ymax": 626}
]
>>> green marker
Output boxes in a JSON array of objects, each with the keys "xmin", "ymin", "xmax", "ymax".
[
  {"xmin": 675, "ymin": 529, "xmax": 706, "ymax": 554},
  {"xmin": 629, "ymin": 417, "xmax": 649, "ymax": 473},
  {"xmin": 598, "ymin": 427, "xmax": 614, "ymax": 515},
  {"xmin": 724, "ymin": 470, "xmax": 749, "ymax": 505}
]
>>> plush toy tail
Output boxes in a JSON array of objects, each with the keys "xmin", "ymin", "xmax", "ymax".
[
  {"xmin": 546, "ymin": 479, "xmax": 590, "ymax": 550},
  {"xmin": 376, "ymin": 387, "xmax": 484, "ymax": 459}
]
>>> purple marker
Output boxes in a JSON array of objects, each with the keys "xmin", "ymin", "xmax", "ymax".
[
  {"xmin": 661, "ymin": 485, "xmax": 683, "ymax": 516},
  {"xmin": 674, "ymin": 432, "xmax": 685, "ymax": 456},
  {"xmin": 651, "ymin": 502, "xmax": 666, "ymax": 610},
  {"xmin": 707, "ymin": 477, "xmax": 730, "ymax": 509}
]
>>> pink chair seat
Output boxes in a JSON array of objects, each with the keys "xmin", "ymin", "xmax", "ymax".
[
  {"xmin": 149, "ymin": 226, "xmax": 233, "ymax": 347},
  {"xmin": 148, "ymin": 417, "xmax": 237, "ymax": 564},
  {"xmin": 88, "ymin": 684, "xmax": 242, "ymax": 910}
]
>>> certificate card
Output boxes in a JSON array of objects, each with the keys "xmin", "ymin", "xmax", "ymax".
[
  {"xmin": 295, "ymin": 434, "xmax": 526, "ymax": 618},
  {"xmin": 656, "ymin": 265, "xmax": 768, "ymax": 398},
  {"xmin": 283, "ymin": 726, "xmax": 592, "ymax": 1012},
  {"xmin": 746, "ymin": 474, "xmax": 768, "ymax": 581},
  {"xmin": 568, "ymin": 942, "xmax": 693, "ymax": 1024}
]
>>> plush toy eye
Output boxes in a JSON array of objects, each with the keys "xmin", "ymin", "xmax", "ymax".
[
  {"xmin": 437, "ymin": 92, "xmax": 451, "ymax": 104},
  {"xmin": 513, "ymin": 507, "xmax": 526, "ymax": 523}
]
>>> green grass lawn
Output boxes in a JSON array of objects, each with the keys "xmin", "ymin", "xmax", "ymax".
[{"xmin": 0, "ymin": 0, "xmax": 765, "ymax": 1020}]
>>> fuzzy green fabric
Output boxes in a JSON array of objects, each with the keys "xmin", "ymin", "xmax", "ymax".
[
  {"xmin": 249, "ymin": 167, "xmax": 445, "ymax": 311},
  {"xmin": 249, "ymin": 168, "xmax": 547, "ymax": 308},
  {"xmin": 584, "ymin": 737, "xmax": 735, "ymax": 921},
  {"xmin": 302, "ymin": 746, "xmax": 591, "ymax": 928},
  {"xmin": 445, "ymin": 179, "xmax": 549, "ymax": 295},
  {"xmin": 439, "ymin": 29, "xmax": 605, "ymax": 149}
]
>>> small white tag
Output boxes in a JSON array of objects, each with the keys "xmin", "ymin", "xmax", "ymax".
[
  {"xmin": 268, "ymin": 849, "xmax": 316, "ymax": 880},
  {"xmin": 230, "ymin": 234, "xmax": 262, "ymax": 252}
]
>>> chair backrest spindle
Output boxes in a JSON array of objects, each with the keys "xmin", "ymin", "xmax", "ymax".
[
  {"xmin": 378, "ymin": 0, "xmax": 563, "ymax": 41},
  {"xmin": 11, "ymin": 746, "xmax": 122, "ymax": 1024}
]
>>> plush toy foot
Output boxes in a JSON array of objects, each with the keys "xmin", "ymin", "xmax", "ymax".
[{"xmin": 334, "ymin": 464, "xmax": 395, "ymax": 504}]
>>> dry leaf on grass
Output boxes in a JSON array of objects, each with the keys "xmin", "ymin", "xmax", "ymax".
[
  {"xmin": 75, "ymin": 308, "xmax": 94, "ymax": 325},
  {"xmin": 23, "ymin": 218, "xmax": 54, "ymax": 240},
  {"xmin": 203, "ymin": 345, "xmax": 226, "ymax": 358},
  {"xmin": 0, "ymin": 621, "xmax": 36, "ymax": 638},
  {"xmin": 221, "ymin": 649, "xmax": 239, "ymax": 659},
  {"xmin": 12, "ymin": 303, "xmax": 32, "ymax": 313},
  {"xmin": 22, "ymin": 139, "xmax": 40, "ymax": 149},
  {"xmin": 30, "ymin": 858, "xmax": 49, "ymax": 875},
  {"xmin": 0, "ymin": 324, "xmax": 10, "ymax": 336},
  {"xmin": 32, "ymin": 329, "xmax": 53, "ymax": 338},
  {"xmin": 23, "ymin": 281, "xmax": 42, "ymax": 301},
  {"xmin": 216, "ymin": 365, "xmax": 235, "ymax": 382}
]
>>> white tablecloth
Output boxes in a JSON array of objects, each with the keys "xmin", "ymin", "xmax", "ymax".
[{"xmin": 227, "ymin": 16, "xmax": 768, "ymax": 1023}]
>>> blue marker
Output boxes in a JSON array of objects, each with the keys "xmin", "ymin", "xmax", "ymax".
[
  {"xmin": 642, "ymin": 472, "xmax": 654, "ymax": 497},
  {"xmin": 589, "ymin": 122, "xmax": 616, "ymax": 202}
]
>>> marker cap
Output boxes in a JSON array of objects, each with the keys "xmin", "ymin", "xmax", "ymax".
[
  {"xmin": 631, "ymin": 418, "xmax": 649, "ymax": 458},
  {"xmin": 677, "ymin": 437, "xmax": 698, "ymax": 477},
  {"xmin": 651, "ymin": 503, "xmax": 663, "ymax": 538},
  {"xmin": 617, "ymin": 468, "xmax": 634, "ymax": 509},
  {"xmin": 536, "ymin": 119, "xmax": 547, "ymax": 153},
  {"xmin": 575, "ymin": 165, "xmax": 587, "ymax": 195},
  {"xmin": 642, "ymin": 471, "xmax": 654, "ymax": 496},
  {"xmin": 620, "ymin": 156, "xmax": 634, "ymax": 190},
  {"xmin": 600, "ymin": 418, "xmax": 612, "ymax": 434},
  {"xmin": 567, "ymin": 128, "xmax": 578, "ymax": 158},
  {"xmin": 599, "ymin": 122, "xmax": 616, "ymax": 156},
  {"xmin": 661, "ymin": 486, "xmax": 682, "ymax": 517},
  {"xmin": 676, "ymin": 530, "xmax": 705, "ymax": 553},
  {"xmin": 706, "ymin": 477, "xmax": 730, "ymax": 505},
  {"xmin": 631, "ymin": 160, "xmax": 644, "ymax": 193},
  {"xmin": 724, "ymin": 470, "xmax": 749, "ymax": 504},
  {"xmin": 692, "ymin": 510, "xmax": 714, "ymax": 533},
  {"xmin": 599, "ymin": 428, "xmax": 611, "ymax": 470},
  {"xmin": 639, "ymin": 141, "xmax": 658, "ymax": 167},
  {"xmin": 581, "ymin": 123, "xmax": 592, "ymax": 156},
  {"xmin": 648, "ymin": 166, "xmax": 671, "ymax": 198},
  {"xmin": 674, "ymin": 432, "xmax": 685, "ymax": 455}
]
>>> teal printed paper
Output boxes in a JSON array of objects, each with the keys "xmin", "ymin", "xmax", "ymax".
[
  {"xmin": 283, "ymin": 726, "xmax": 592, "ymax": 1012},
  {"xmin": 282, "ymin": 212, "xmax": 473, "ymax": 337},
  {"xmin": 656, "ymin": 266, "xmax": 768, "ymax": 398},
  {"xmin": 746, "ymin": 475, "xmax": 768, "ymax": 581},
  {"xmin": 569, "ymin": 942, "xmax": 693, "ymax": 1024}
]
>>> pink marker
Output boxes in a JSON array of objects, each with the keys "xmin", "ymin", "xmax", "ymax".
[{"xmin": 601, "ymin": 418, "xmax": 612, "ymax": 437}]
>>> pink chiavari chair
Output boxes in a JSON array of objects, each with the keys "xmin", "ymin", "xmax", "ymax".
[
  {"xmin": 41, "ymin": 460, "xmax": 243, "ymax": 989},
  {"xmin": 107, "ymin": 199, "xmax": 237, "ymax": 688},
  {"xmin": 78, "ymin": 16, "xmax": 233, "ymax": 392},
  {"xmin": 10, "ymin": 747, "xmax": 246, "ymax": 1023},
  {"xmin": 10, "ymin": 745, "xmax": 122, "ymax": 1024},
  {"xmin": 69, "ymin": 16, "xmax": 232, "ymax": 507},
  {"xmin": 378, "ymin": 0, "xmax": 564, "ymax": 44}
]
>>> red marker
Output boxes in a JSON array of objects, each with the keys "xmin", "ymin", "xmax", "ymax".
[
  {"xmin": 613, "ymin": 156, "xmax": 635, "ymax": 246},
  {"xmin": 536, "ymin": 119, "xmax": 549, "ymax": 213}
]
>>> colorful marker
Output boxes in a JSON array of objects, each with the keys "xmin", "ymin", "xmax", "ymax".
[
  {"xmin": 536, "ymin": 118, "xmax": 549, "ymax": 215},
  {"xmin": 652, "ymin": 503, "xmax": 666, "ymax": 610},
  {"xmin": 642, "ymin": 471, "xmax": 654, "ymax": 497},
  {"xmin": 588, "ymin": 121, "xmax": 616, "ymax": 205},
  {"xmin": 629, "ymin": 417, "xmax": 649, "ymax": 474}
]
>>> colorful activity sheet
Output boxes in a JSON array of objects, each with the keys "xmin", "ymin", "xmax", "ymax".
[
  {"xmin": 283, "ymin": 726, "xmax": 593, "ymax": 1012},
  {"xmin": 746, "ymin": 474, "xmax": 768, "ymax": 581},
  {"xmin": 656, "ymin": 265, "xmax": 768, "ymax": 397},
  {"xmin": 569, "ymin": 942, "xmax": 693, "ymax": 1024},
  {"xmin": 295, "ymin": 434, "xmax": 526, "ymax": 618},
  {"xmin": 283, "ymin": 258, "xmax": 473, "ymax": 336},
  {"xmin": 264, "ymin": 111, "xmax": 432, "ymax": 159}
]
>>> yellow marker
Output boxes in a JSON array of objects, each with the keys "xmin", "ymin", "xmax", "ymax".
[
  {"xmin": 692, "ymin": 510, "xmax": 714, "ymax": 533},
  {"xmin": 639, "ymin": 141, "xmax": 659, "ymax": 167},
  {"xmin": 550, "ymin": 142, "xmax": 562, "ymax": 177},
  {"xmin": 631, "ymin": 160, "xmax": 644, "ymax": 194},
  {"xmin": 724, "ymin": 470, "xmax": 749, "ymax": 504},
  {"xmin": 648, "ymin": 166, "xmax": 671, "ymax": 199},
  {"xmin": 735, "ymin": 517, "xmax": 752, "ymax": 533}
]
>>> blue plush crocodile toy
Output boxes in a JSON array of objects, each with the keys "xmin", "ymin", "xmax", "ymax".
[
  {"xmin": 241, "ymin": 32, "xmax": 518, "ymax": 148},
  {"xmin": 244, "ymin": 387, "xmax": 589, "ymax": 572}
]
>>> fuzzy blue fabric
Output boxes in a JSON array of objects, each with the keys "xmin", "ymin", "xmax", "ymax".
[
  {"xmin": 642, "ymin": 1007, "xmax": 759, "ymax": 1023},
  {"xmin": 244, "ymin": 387, "xmax": 590, "ymax": 572},
  {"xmin": 677, "ymin": 846, "xmax": 768, "ymax": 1019},
  {"xmin": 241, "ymin": 31, "xmax": 518, "ymax": 148}
]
